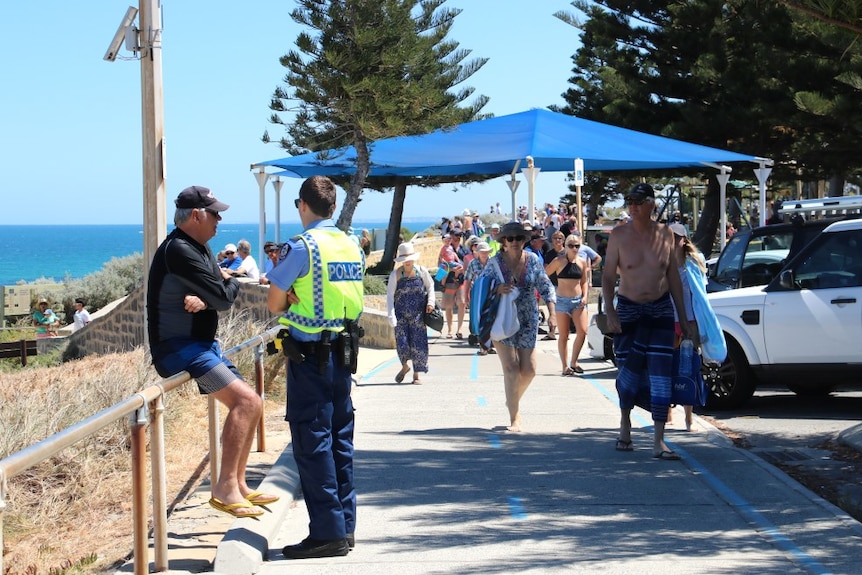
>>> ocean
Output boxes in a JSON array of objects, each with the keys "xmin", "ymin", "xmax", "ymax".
[{"xmin": 0, "ymin": 219, "xmax": 436, "ymax": 286}]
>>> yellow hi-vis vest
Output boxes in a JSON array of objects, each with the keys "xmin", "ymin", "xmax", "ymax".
[{"xmin": 278, "ymin": 228, "xmax": 365, "ymax": 334}]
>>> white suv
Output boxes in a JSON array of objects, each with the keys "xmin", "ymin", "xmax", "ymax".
[{"xmin": 705, "ymin": 219, "xmax": 862, "ymax": 409}]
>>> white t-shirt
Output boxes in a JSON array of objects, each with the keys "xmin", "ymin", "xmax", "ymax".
[
  {"xmin": 73, "ymin": 309, "xmax": 91, "ymax": 331},
  {"xmin": 240, "ymin": 255, "xmax": 260, "ymax": 280}
]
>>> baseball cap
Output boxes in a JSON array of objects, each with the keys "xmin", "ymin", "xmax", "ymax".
[
  {"xmin": 175, "ymin": 186, "xmax": 230, "ymax": 211},
  {"xmin": 625, "ymin": 183, "xmax": 655, "ymax": 202},
  {"xmin": 669, "ymin": 223, "xmax": 688, "ymax": 238},
  {"xmin": 224, "ymin": 243, "xmax": 237, "ymax": 253}
]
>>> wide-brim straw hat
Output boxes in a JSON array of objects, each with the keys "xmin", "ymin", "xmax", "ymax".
[
  {"xmin": 394, "ymin": 242, "xmax": 421, "ymax": 264},
  {"xmin": 495, "ymin": 221, "xmax": 528, "ymax": 242}
]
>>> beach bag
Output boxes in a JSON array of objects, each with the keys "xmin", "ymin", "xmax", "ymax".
[
  {"xmin": 424, "ymin": 304, "xmax": 444, "ymax": 332},
  {"xmin": 686, "ymin": 260, "xmax": 727, "ymax": 364},
  {"xmin": 671, "ymin": 344, "xmax": 707, "ymax": 406},
  {"xmin": 434, "ymin": 265, "xmax": 449, "ymax": 283},
  {"xmin": 491, "ymin": 287, "xmax": 520, "ymax": 340}
]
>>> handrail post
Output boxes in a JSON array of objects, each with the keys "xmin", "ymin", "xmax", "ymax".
[
  {"xmin": 131, "ymin": 403, "xmax": 149, "ymax": 575},
  {"xmin": 150, "ymin": 392, "xmax": 169, "ymax": 572},
  {"xmin": 254, "ymin": 341, "xmax": 266, "ymax": 453}
]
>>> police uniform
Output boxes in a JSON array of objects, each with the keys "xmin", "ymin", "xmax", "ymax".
[{"xmin": 267, "ymin": 219, "xmax": 364, "ymax": 543}]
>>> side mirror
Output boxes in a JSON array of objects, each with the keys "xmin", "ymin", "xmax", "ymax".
[{"xmin": 778, "ymin": 269, "xmax": 796, "ymax": 290}]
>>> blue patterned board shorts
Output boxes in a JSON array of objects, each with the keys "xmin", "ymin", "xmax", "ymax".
[{"xmin": 152, "ymin": 338, "xmax": 243, "ymax": 395}]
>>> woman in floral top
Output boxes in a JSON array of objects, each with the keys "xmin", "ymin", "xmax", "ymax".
[{"xmin": 480, "ymin": 222, "xmax": 556, "ymax": 432}]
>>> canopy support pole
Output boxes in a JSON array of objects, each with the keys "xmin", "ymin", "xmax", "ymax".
[
  {"xmin": 716, "ymin": 167, "xmax": 731, "ymax": 251},
  {"xmin": 272, "ymin": 176, "xmax": 284, "ymax": 244},
  {"xmin": 507, "ymin": 160, "xmax": 521, "ymax": 221},
  {"xmin": 521, "ymin": 156, "xmax": 540, "ymax": 226},
  {"xmin": 753, "ymin": 161, "xmax": 773, "ymax": 227},
  {"xmin": 253, "ymin": 167, "xmax": 271, "ymax": 267}
]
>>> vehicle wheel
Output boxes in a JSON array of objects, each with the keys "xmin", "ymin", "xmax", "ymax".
[
  {"xmin": 704, "ymin": 338, "xmax": 756, "ymax": 410},
  {"xmin": 786, "ymin": 382, "xmax": 838, "ymax": 396}
]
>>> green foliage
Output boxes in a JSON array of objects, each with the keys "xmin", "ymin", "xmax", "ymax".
[
  {"xmin": 264, "ymin": 0, "xmax": 489, "ymax": 234},
  {"xmin": 362, "ymin": 273, "xmax": 387, "ymax": 295},
  {"xmin": 33, "ymin": 254, "xmax": 144, "ymax": 322}
]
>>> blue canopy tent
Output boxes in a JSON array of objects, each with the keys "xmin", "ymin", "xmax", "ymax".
[{"xmin": 253, "ymin": 109, "xmax": 770, "ymax": 246}]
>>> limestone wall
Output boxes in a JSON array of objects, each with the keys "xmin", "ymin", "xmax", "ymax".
[{"xmin": 64, "ymin": 279, "xmax": 399, "ymax": 359}]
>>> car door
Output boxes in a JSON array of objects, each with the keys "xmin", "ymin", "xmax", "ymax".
[{"xmin": 763, "ymin": 228, "xmax": 862, "ymax": 364}]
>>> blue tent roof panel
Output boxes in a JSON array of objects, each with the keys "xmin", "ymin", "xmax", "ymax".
[{"xmin": 256, "ymin": 109, "xmax": 764, "ymax": 178}]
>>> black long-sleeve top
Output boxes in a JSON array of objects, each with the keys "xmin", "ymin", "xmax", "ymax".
[{"xmin": 147, "ymin": 227, "xmax": 240, "ymax": 348}]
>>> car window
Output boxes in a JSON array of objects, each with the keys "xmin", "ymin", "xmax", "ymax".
[
  {"xmin": 712, "ymin": 233, "xmax": 747, "ymax": 287},
  {"xmin": 793, "ymin": 229, "xmax": 862, "ymax": 289}
]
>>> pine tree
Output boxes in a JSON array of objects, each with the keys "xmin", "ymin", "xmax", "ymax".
[{"xmin": 264, "ymin": 0, "xmax": 488, "ymax": 260}]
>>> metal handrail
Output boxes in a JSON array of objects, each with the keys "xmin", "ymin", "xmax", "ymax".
[{"xmin": 0, "ymin": 324, "xmax": 283, "ymax": 575}]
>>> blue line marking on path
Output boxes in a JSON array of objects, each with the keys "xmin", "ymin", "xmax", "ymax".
[
  {"xmin": 584, "ymin": 373, "xmax": 832, "ymax": 575},
  {"xmin": 361, "ymin": 357, "xmax": 400, "ymax": 379},
  {"xmin": 488, "ymin": 434, "xmax": 502, "ymax": 449},
  {"xmin": 508, "ymin": 496, "xmax": 527, "ymax": 520},
  {"xmin": 477, "ymin": 396, "xmax": 487, "ymax": 407},
  {"xmin": 470, "ymin": 352, "xmax": 479, "ymax": 380}
]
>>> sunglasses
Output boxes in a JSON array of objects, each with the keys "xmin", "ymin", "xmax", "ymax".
[
  {"xmin": 504, "ymin": 235, "xmax": 526, "ymax": 242},
  {"xmin": 566, "ymin": 243, "xmax": 581, "ymax": 248},
  {"xmin": 225, "ymin": 251, "xmax": 235, "ymax": 255},
  {"xmin": 625, "ymin": 197, "xmax": 649, "ymax": 206},
  {"xmin": 294, "ymin": 198, "xmax": 302, "ymax": 208}
]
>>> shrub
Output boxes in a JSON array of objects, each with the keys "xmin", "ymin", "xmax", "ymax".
[{"xmin": 363, "ymin": 274, "xmax": 387, "ymax": 296}]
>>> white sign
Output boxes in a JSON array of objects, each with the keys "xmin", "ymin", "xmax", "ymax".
[{"xmin": 573, "ymin": 158, "xmax": 584, "ymax": 186}]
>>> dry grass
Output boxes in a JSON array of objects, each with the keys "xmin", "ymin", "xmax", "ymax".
[{"xmin": 0, "ymin": 311, "xmax": 286, "ymax": 574}]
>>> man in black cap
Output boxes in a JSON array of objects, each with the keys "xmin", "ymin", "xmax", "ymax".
[
  {"xmin": 147, "ymin": 186, "xmax": 276, "ymax": 519},
  {"xmin": 601, "ymin": 182, "xmax": 692, "ymax": 461}
]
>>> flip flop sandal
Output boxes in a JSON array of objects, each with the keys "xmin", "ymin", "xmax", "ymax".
[
  {"xmin": 455, "ymin": 333, "xmax": 463, "ymax": 339},
  {"xmin": 245, "ymin": 491, "xmax": 280, "ymax": 506},
  {"xmin": 615, "ymin": 439, "xmax": 634, "ymax": 452},
  {"xmin": 570, "ymin": 365, "xmax": 584, "ymax": 374},
  {"xmin": 209, "ymin": 497, "xmax": 263, "ymax": 518},
  {"xmin": 562, "ymin": 367, "xmax": 576, "ymax": 376},
  {"xmin": 395, "ymin": 367, "xmax": 409, "ymax": 384}
]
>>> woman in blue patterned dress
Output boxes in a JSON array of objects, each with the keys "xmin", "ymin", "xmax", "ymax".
[
  {"xmin": 481, "ymin": 222, "xmax": 556, "ymax": 431},
  {"xmin": 386, "ymin": 242, "xmax": 435, "ymax": 384}
]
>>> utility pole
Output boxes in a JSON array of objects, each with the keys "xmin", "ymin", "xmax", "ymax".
[{"xmin": 139, "ymin": 0, "xmax": 167, "ymax": 291}]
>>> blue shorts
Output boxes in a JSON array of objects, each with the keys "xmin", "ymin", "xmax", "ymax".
[
  {"xmin": 556, "ymin": 295, "xmax": 584, "ymax": 315},
  {"xmin": 151, "ymin": 338, "xmax": 242, "ymax": 394}
]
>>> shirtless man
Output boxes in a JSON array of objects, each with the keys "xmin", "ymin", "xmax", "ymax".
[{"xmin": 601, "ymin": 183, "xmax": 691, "ymax": 460}]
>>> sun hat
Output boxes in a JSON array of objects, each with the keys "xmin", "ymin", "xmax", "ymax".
[
  {"xmin": 496, "ymin": 221, "xmax": 528, "ymax": 241},
  {"xmin": 476, "ymin": 242, "xmax": 491, "ymax": 252},
  {"xmin": 224, "ymin": 243, "xmax": 237, "ymax": 253},
  {"xmin": 625, "ymin": 182, "xmax": 655, "ymax": 202},
  {"xmin": 463, "ymin": 208, "xmax": 472, "ymax": 216},
  {"xmin": 669, "ymin": 223, "xmax": 688, "ymax": 238},
  {"xmin": 38, "ymin": 297, "xmax": 48, "ymax": 305},
  {"xmin": 394, "ymin": 242, "xmax": 421, "ymax": 264},
  {"xmin": 175, "ymin": 186, "xmax": 230, "ymax": 211}
]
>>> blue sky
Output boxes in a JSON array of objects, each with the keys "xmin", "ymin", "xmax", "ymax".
[{"xmin": 1, "ymin": 1, "xmax": 580, "ymax": 226}]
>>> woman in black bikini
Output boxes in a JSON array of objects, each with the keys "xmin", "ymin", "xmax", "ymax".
[{"xmin": 544, "ymin": 234, "xmax": 589, "ymax": 376}]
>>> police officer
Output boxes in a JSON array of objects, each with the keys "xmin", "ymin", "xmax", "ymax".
[{"xmin": 267, "ymin": 176, "xmax": 364, "ymax": 560}]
